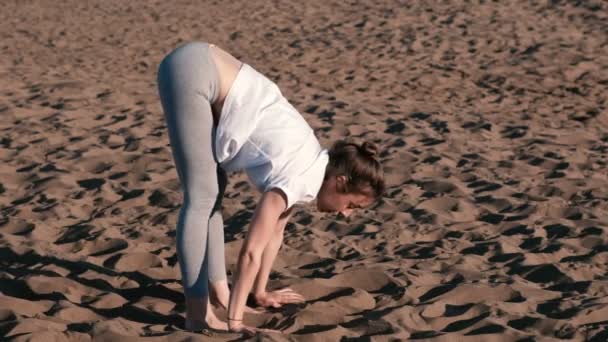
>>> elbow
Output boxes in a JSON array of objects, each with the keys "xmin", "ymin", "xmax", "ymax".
[{"xmin": 239, "ymin": 248, "xmax": 262, "ymax": 266}]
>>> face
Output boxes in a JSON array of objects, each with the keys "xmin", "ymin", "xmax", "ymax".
[{"xmin": 316, "ymin": 174, "xmax": 375, "ymax": 217}]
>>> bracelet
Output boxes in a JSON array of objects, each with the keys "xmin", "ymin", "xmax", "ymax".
[{"xmin": 227, "ymin": 318, "xmax": 243, "ymax": 321}]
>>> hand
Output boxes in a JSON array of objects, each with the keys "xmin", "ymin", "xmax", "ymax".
[{"xmin": 255, "ymin": 288, "xmax": 306, "ymax": 308}]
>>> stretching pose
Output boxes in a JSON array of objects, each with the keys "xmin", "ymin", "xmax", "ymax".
[{"xmin": 157, "ymin": 41, "xmax": 385, "ymax": 335}]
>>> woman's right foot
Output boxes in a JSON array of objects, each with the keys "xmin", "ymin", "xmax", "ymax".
[{"xmin": 185, "ymin": 318, "xmax": 229, "ymax": 332}]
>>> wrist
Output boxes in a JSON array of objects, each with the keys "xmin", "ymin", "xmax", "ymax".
[{"xmin": 253, "ymin": 291, "xmax": 268, "ymax": 301}]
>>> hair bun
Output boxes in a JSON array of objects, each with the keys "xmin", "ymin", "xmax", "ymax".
[{"xmin": 359, "ymin": 141, "xmax": 378, "ymax": 158}]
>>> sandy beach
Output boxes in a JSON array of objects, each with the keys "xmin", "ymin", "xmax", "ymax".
[{"xmin": 0, "ymin": 0, "xmax": 607, "ymax": 340}]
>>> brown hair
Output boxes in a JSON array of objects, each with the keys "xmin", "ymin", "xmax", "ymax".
[{"xmin": 326, "ymin": 139, "xmax": 385, "ymax": 198}]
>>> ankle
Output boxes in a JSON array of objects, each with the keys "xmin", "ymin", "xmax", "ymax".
[
  {"xmin": 209, "ymin": 294, "xmax": 227, "ymax": 308},
  {"xmin": 203, "ymin": 308, "xmax": 222, "ymax": 322},
  {"xmin": 185, "ymin": 319, "xmax": 205, "ymax": 331},
  {"xmin": 204, "ymin": 315, "xmax": 223, "ymax": 325}
]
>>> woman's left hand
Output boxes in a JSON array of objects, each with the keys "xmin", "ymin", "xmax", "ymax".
[{"xmin": 254, "ymin": 287, "xmax": 306, "ymax": 308}]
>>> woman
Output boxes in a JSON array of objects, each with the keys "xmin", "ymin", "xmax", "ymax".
[{"xmin": 157, "ymin": 41, "xmax": 385, "ymax": 335}]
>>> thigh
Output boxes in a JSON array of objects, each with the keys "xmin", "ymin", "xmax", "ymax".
[{"xmin": 157, "ymin": 44, "xmax": 220, "ymax": 200}]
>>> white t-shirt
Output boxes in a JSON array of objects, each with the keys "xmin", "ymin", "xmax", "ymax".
[{"xmin": 214, "ymin": 63, "xmax": 329, "ymax": 209}]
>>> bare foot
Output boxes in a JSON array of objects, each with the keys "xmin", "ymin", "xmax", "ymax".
[
  {"xmin": 185, "ymin": 317, "xmax": 228, "ymax": 332},
  {"xmin": 228, "ymin": 320, "xmax": 282, "ymax": 336}
]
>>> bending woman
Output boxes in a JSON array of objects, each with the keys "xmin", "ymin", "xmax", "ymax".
[{"xmin": 157, "ymin": 41, "xmax": 385, "ymax": 334}]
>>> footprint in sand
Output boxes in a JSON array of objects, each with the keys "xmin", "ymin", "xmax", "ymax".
[
  {"xmin": 86, "ymin": 238, "xmax": 129, "ymax": 257},
  {"xmin": 2, "ymin": 217, "xmax": 36, "ymax": 235}
]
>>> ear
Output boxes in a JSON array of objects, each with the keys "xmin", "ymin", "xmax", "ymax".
[{"xmin": 336, "ymin": 175, "xmax": 349, "ymax": 193}]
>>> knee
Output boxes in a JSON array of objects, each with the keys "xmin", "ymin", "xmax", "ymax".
[
  {"xmin": 184, "ymin": 196, "xmax": 217, "ymax": 212},
  {"xmin": 188, "ymin": 201, "xmax": 216, "ymax": 213}
]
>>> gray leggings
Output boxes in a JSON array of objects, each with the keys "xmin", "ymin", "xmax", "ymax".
[{"xmin": 157, "ymin": 41, "xmax": 227, "ymax": 297}]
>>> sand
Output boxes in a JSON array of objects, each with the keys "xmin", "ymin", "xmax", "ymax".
[{"xmin": 1, "ymin": 0, "xmax": 607, "ymax": 341}]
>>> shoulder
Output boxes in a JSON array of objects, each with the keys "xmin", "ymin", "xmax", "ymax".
[{"xmin": 262, "ymin": 187, "xmax": 289, "ymax": 214}]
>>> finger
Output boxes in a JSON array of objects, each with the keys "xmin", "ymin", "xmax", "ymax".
[
  {"xmin": 243, "ymin": 327, "xmax": 257, "ymax": 336},
  {"xmin": 277, "ymin": 291, "xmax": 303, "ymax": 298},
  {"xmin": 258, "ymin": 328, "xmax": 282, "ymax": 334},
  {"xmin": 275, "ymin": 287, "xmax": 295, "ymax": 293},
  {"xmin": 278, "ymin": 293, "xmax": 306, "ymax": 302},
  {"xmin": 277, "ymin": 293, "xmax": 304, "ymax": 300},
  {"xmin": 279, "ymin": 297, "xmax": 305, "ymax": 304},
  {"xmin": 276, "ymin": 289, "xmax": 304, "ymax": 299},
  {"xmin": 286, "ymin": 292, "xmax": 305, "ymax": 299},
  {"xmin": 277, "ymin": 296, "xmax": 304, "ymax": 303}
]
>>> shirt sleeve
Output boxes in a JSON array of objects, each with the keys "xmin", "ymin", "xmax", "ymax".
[
  {"xmin": 263, "ymin": 177, "xmax": 299, "ymax": 210},
  {"xmin": 260, "ymin": 152, "xmax": 328, "ymax": 210},
  {"xmin": 264, "ymin": 177, "xmax": 310, "ymax": 209},
  {"xmin": 244, "ymin": 163, "xmax": 298, "ymax": 209}
]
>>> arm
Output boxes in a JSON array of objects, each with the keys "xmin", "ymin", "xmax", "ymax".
[
  {"xmin": 227, "ymin": 189, "xmax": 287, "ymax": 326},
  {"xmin": 252, "ymin": 206, "xmax": 293, "ymax": 300}
]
